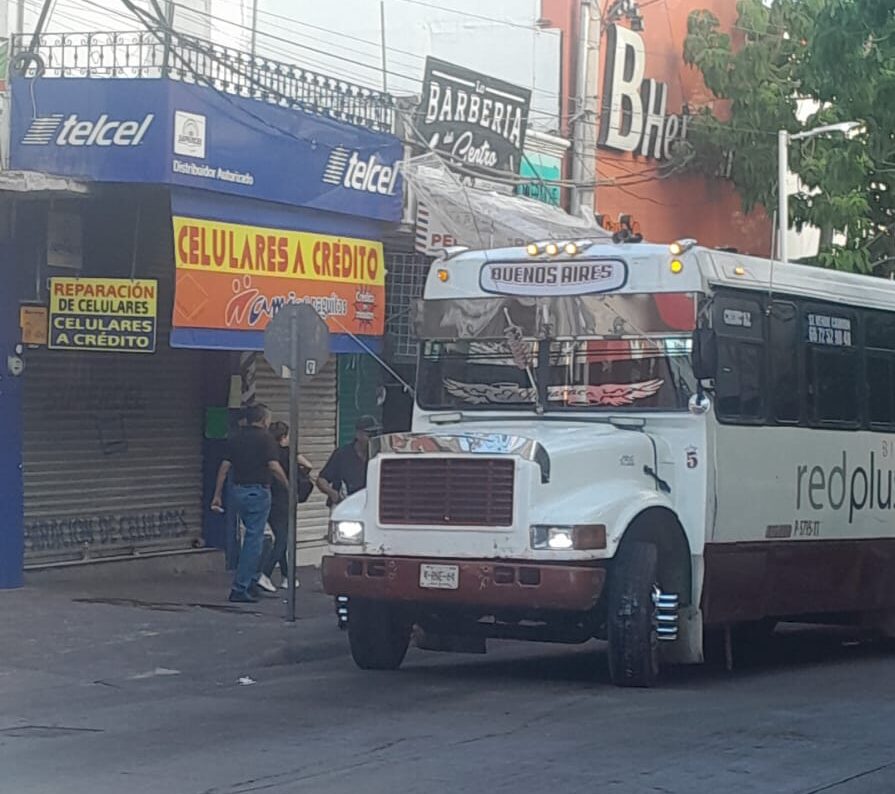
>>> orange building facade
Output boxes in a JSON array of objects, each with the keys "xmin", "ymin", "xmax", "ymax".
[{"xmin": 542, "ymin": 0, "xmax": 771, "ymax": 255}]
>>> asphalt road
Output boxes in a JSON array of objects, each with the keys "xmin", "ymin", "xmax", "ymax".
[{"xmin": 2, "ymin": 565, "xmax": 894, "ymax": 794}]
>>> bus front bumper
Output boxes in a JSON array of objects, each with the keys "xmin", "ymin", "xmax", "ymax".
[{"xmin": 322, "ymin": 555, "xmax": 606, "ymax": 612}]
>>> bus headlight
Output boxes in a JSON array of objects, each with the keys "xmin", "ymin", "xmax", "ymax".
[
  {"xmin": 530, "ymin": 524, "xmax": 606, "ymax": 550},
  {"xmin": 330, "ymin": 520, "xmax": 364, "ymax": 545}
]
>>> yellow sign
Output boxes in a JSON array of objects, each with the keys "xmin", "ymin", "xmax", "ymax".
[
  {"xmin": 172, "ymin": 216, "xmax": 386, "ymax": 337},
  {"xmin": 20, "ymin": 305, "xmax": 48, "ymax": 345},
  {"xmin": 173, "ymin": 216, "xmax": 385, "ymax": 285},
  {"xmin": 48, "ymin": 277, "xmax": 158, "ymax": 353}
]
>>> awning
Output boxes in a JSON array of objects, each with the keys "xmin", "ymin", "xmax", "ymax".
[
  {"xmin": 403, "ymin": 153, "xmax": 610, "ymax": 251},
  {"xmin": 0, "ymin": 170, "xmax": 90, "ymax": 195}
]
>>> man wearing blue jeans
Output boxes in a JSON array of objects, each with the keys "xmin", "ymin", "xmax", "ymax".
[{"xmin": 211, "ymin": 404, "xmax": 289, "ymax": 603}]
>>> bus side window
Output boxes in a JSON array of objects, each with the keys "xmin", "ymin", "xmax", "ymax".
[
  {"xmin": 804, "ymin": 306, "xmax": 859, "ymax": 427},
  {"xmin": 768, "ymin": 302, "xmax": 800, "ymax": 423},
  {"xmin": 714, "ymin": 294, "xmax": 765, "ymax": 423},
  {"xmin": 865, "ymin": 312, "xmax": 895, "ymax": 429}
]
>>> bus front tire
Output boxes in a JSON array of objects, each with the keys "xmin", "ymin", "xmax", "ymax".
[
  {"xmin": 348, "ymin": 599, "xmax": 412, "ymax": 671},
  {"xmin": 607, "ymin": 542, "xmax": 660, "ymax": 688}
]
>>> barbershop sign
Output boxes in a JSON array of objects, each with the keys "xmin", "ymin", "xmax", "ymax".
[
  {"xmin": 418, "ymin": 57, "xmax": 531, "ymax": 174},
  {"xmin": 599, "ymin": 24, "xmax": 690, "ymax": 161}
]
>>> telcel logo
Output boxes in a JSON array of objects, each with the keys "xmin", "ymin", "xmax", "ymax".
[
  {"xmin": 22, "ymin": 113, "xmax": 154, "ymax": 147},
  {"xmin": 322, "ymin": 147, "xmax": 398, "ymax": 195}
]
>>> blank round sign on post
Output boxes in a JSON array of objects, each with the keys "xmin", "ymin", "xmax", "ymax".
[
  {"xmin": 261, "ymin": 302, "xmax": 331, "ymax": 623},
  {"xmin": 263, "ymin": 303, "xmax": 331, "ymax": 382}
]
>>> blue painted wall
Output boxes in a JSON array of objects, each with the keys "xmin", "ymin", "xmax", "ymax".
[{"xmin": 0, "ymin": 234, "xmax": 24, "ymax": 588}]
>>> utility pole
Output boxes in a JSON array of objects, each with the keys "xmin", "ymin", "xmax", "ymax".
[
  {"xmin": 379, "ymin": 0, "xmax": 388, "ymax": 93},
  {"xmin": 570, "ymin": 0, "xmax": 600, "ymax": 219},
  {"xmin": 250, "ymin": 0, "xmax": 258, "ymax": 58}
]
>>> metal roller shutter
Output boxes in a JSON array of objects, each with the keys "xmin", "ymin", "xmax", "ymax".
[
  {"xmin": 22, "ymin": 337, "xmax": 204, "ymax": 566},
  {"xmin": 255, "ymin": 357, "xmax": 337, "ymax": 544}
]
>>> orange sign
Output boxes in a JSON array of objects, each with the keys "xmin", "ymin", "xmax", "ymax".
[
  {"xmin": 20, "ymin": 304, "xmax": 48, "ymax": 345},
  {"xmin": 172, "ymin": 216, "xmax": 385, "ymax": 337}
]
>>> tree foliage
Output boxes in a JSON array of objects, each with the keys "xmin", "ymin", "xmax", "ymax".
[{"xmin": 677, "ymin": 0, "xmax": 895, "ymax": 274}]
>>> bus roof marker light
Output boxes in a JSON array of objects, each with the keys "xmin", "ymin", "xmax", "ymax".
[
  {"xmin": 545, "ymin": 242, "xmax": 560, "ymax": 256},
  {"xmin": 669, "ymin": 239, "xmax": 697, "ymax": 256},
  {"xmin": 436, "ymin": 268, "xmax": 450, "ymax": 283},
  {"xmin": 733, "ymin": 265, "xmax": 746, "ymax": 276},
  {"xmin": 526, "ymin": 242, "xmax": 541, "ymax": 257},
  {"xmin": 563, "ymin": 241, "xmax": 579, "ymax": 256},
  {"xmin": 670, "ymin": 259, "xmax": 684, "ymax": 274}
]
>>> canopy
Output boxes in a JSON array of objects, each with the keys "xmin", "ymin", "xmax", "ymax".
[{"xmin": 403, "ymin": 153, "xmax": 610, "ymax": 250}]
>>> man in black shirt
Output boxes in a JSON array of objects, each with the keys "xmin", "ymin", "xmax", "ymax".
[
  {"xmin": 316, "ymin": 415, "xmax": 380, "ymax": 507},
  {"xmin": 212, "ymin": 404, "xmax": 288, "ymax": 603}
]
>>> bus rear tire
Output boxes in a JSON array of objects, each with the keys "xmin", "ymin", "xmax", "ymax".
[
  {"xmin": 607, "ymin": 542, "xmax": 660, "ymax": 688},
  {"xmin": 348, "ymin": 599, "xmax": 412, "ymax": 671}
]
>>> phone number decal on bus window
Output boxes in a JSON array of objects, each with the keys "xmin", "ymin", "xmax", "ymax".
[{"xmin": 807, "ymin": 313, "xmax": 853, "ymax": 347}]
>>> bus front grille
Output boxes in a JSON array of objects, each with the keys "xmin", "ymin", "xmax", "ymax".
[{"xmin": 379, "ymin": 458, "xmax": 515, "ymax": 527}]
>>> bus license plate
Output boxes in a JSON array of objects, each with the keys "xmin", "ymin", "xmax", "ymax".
[{"xmin": 419, "ymin": 563, "xmax": 459, "ymax": 590}]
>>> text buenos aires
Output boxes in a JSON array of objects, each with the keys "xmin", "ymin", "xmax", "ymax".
[{"xmin": 488, "ymin": 262, "xmax": 616, "ymax": 287}]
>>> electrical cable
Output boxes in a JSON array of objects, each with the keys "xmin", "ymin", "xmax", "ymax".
[
  {"xmin": 152, "ymin": 0, "xmax": 567, "ymax": 105},
  {"xmin": 116, "ymin": 0, "xmax": 392, "ymax": 149},
  {"xmin": 56, "ymin": 2, "xmax": 780, "ymax": 207}
]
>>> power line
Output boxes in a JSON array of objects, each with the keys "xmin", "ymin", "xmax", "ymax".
[
  {"xmin": 391, "ymin": 0, "xmax": 545, "ymax": 32},
  {"xmin": 156, "ymin": 1, "xmax": 570, "ymax": 135},
  {"xmin": 134, "ymin": 3, "xmax": 601, "ymax": 192},
  {"xmin": 165, "ymin": 0, "xmax": 566, "ymax": 104},
  {"xmin": 25, "ymin": 0, "xmax": 136, "ymax": 29},
  {"xmin": 42, "ymin": 1, "xmax": 782, "ymax": 200},
  {"xmin": 163, "ymin": 0, "xmax": 420, "ymax": 85},
  {"xmin": 114, "ymin": 0, "xmax": 392, "ymax": 149},
  {"xmin": 168, "ymin": 3, "xmax": 424, "ymax": 88},
  {"xmin": 197, "ymin": 0, "xmax": 429, "ymax": 63},
  {"xmin": 171, "ymin": 0, "xmax": 427, "ymax": 78}
]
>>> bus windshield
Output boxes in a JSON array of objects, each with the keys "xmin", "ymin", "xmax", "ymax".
[{"xmin": 417, "ymin": 337, "xmax": 695, "ymax": 411}]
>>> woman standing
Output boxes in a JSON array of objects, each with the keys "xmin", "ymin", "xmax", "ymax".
[{"xmin": 256, "ymin": 421, "xmax": 314, "ymax": 592}]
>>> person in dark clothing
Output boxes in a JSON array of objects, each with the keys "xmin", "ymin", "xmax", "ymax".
[
  {"xmin": 212, "ymin": 404, "xmax": 288, "ymax": 603},
  {"xmin": 316, "ymin": 415, "xmax": 380, "ymax": 507},
  {"xmin": 257, "ymin": 421, "xmax": 314, "ymax": 592}
]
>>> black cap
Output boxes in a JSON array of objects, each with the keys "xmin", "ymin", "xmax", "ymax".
[{"xmin": 355, "ymin": 415, "xmax": 382, "ymax": 433}]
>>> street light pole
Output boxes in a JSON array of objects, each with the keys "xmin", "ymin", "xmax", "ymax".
[
  {"xmin": 777, "ymin": 121, "xmax": 863, "ymax": 267},
  {"xmin": 778, "ymin": 129, "xmax": 789, "ymax": 266}
]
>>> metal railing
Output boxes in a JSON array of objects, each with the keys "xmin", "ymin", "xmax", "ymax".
[{"xmin": 10, "ymin": 31, "xmax": 396, "ymax": 133}]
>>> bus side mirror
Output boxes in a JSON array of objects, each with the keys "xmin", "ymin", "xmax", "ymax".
[{"xmin": 692, "ymin": 328, "xmax": 717, "ymax": 380}]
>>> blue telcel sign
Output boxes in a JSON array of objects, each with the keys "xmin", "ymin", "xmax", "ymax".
[{"xmin": 9, "ymin": 76, "xmax": 403, "ymax": 223}]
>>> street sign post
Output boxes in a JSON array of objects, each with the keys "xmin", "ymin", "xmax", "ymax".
[{"xmin": 263, "ymin": 303, "xmax": 330, "ymax": 622}]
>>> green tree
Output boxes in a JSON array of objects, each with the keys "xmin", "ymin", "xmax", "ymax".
[{"xmin": 677, "ymin": 0, "xmax": 895, "ymax": 274}]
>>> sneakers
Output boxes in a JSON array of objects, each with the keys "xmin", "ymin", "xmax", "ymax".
[
  {"xmin": 256, "ymin": 574, "xmax": 277, "ymax": 593},
  {"xmin": 228, "ymin": 590, "xmax": 258, "ymax": 604},
  {"xmin": 280, "ymin": 577, "xmax": 300, "ymax": 589}
]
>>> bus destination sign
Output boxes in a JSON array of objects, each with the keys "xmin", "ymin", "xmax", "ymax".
[{"xmin": 479, "ymin": 259, "xmax": 628, "ymax": 297}]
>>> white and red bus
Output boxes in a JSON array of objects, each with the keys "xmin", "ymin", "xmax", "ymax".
[{"xmin": 322, "ymin": 238, "xmax": 895, "ymax": 686}]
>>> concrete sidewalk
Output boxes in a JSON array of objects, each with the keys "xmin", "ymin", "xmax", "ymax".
[{"xmin": 0, "ymin": 553, "xmax": 347, "ymax": 712}]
